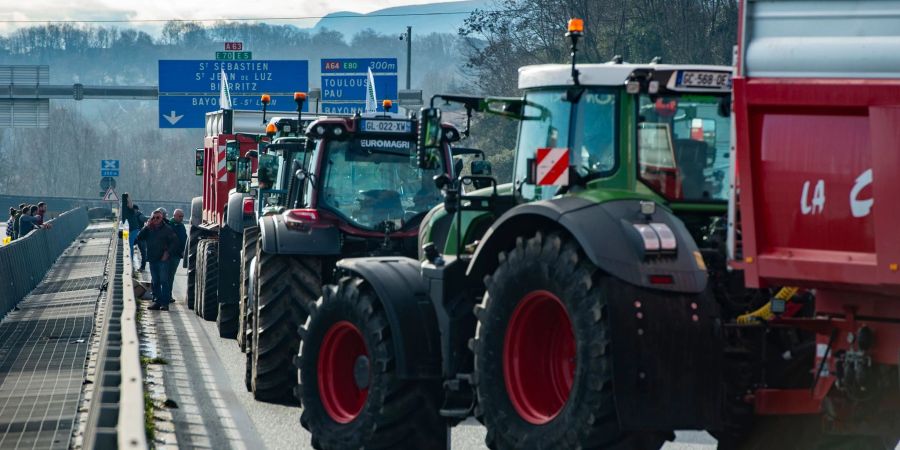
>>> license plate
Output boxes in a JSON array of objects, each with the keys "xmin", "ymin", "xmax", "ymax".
[
  {"xmin": 361, "ymin": 119, "xmax": 412, "ymax": 133},
  {"xmin": 677, "ymin": 71, "xmax": 731, "ymax": 89}
]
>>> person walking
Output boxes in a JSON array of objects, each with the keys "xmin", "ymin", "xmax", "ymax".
[
  {"xmin": 136, "ymin": 209, "xmax": 180, "ymax": 311},
  {"xmin": 167, "ymin": 209, "xmax": 187, "ymax": 301},
  {"xmin": 121, "ymin": 193, "xmax": 142, "ymax": 263}
]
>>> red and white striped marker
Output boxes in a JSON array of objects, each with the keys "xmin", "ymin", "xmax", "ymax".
[{"xmin": 536, "ymin": 147, "xmax": 570, "ymax": 186}]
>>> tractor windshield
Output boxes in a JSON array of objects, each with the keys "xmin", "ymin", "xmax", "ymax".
[
  {"xmin": 514, "ymin": 88, "xmax": 617, "ymax": 200},
  {"xmin": 257, "ymin": 146, "xmax": 291, "ymax": 209},
  {"xmin": 318, "ymin": 138, "xmax": 444, "ymax": 231},
  {"xmin": 637, "ymin": 94, "xmax": 730, "ymax": 202}
]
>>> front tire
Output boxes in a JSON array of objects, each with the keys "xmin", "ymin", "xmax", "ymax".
[
  {"xmin": 186, "ymin": 228, "xmax": 202, "ymax": 310},
  {"xmin": 297, "ymin": 276, "xmax": 445, "ymax": 449},
  {"xmin": 474, "ymin": 231, "xmax": 667, "ymax": 450},
  {"xmin": 194, "ymin": 240, "xmax": 208, "ymax": 314},
  {"xmin": 251, "ymin": 250, "xmax": 320, "ymax": 402}
]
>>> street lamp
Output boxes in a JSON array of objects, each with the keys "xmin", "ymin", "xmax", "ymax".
[{"xmin": 399, "ymin": 26, "xmax": 412, "ymax": 89}]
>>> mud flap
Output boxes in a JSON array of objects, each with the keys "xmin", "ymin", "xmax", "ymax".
[{"xmin": 605, "ymin": 279, "xmax": 723, "ymax": 430}]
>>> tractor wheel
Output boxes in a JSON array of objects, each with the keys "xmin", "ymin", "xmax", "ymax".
[
  {"xmin": 251, "ymin": 250, "xmax": 320, "ymax": 402},
  {"xmin": 186, "ymin": 229, "xmax": 201, "ymax": 310},
  {"xmin": 473, "ymin": 231, "xmax": 668, "ymax": 450},
  {"xmin": 194, "ymin": 240, "xmax": 207, "ymax": 315},
  {"xmin": 238, "ymin": 226, "xmax": 259, "ymax": 351},
  {"xmin": 297, "ymin": 276, "xmax": 445, "ymax": 449},
  {"xmin": 217, "ymin": 303, "xmax": 239, "ymax": 338},
  {"xmin": 200, "ymin": 240, "xmax": 219, "ymax": 321}
]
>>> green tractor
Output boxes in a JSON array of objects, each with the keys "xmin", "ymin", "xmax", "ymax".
[{"xmin": 296, "ymin": 21, "xmax": 736, "ymax": 449}]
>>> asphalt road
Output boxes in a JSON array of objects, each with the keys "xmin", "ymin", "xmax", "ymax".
[{"xmin": 148, "ymin": 265, "xmax": 716, "ymax": 450}]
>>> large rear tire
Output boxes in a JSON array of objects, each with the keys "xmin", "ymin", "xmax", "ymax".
[
  {"xmin": 194, "ymin": 240, "xmax": 208, "ymax": 314},
  {"xmin": 199, "ymin": 240, "xmax": 219, "ymax": 321},
  {"xmin": 251, "ymin": 250, "xmax": 320, "ymax": 402},
  {"xmin": 186, "ymin": 228, "xmax": 201, "ymax": 310},
  {"xmin": 238, "ymin": 226, "xmax": 259, "ymax": 351},
  {"xmin": 297, "ymin": 276, "xmax": 445, "ymax": 449},
  {"xmin": 474, "ymin": 231, "xmax": 668, "ymax": 450}
]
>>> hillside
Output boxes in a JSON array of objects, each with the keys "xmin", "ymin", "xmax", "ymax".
[{"xmin": 312, "ymin": 0, "xmax": 489, "ymax": 36}]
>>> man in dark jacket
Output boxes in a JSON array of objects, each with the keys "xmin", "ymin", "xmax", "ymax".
[
  {"xmin": 167, "ymin": 208, "xmax": 188, "ymax": 301},
  {"xmin": 136, "ymin": 209, "xmax": 180, "ymax": 310},
  {"xmin": 18, "ymin": 205, "xmax": 41, "ymax": 237}
]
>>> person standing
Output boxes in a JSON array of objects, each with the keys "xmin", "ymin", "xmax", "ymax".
[
  {"xmin": 136, "ymin": 209, "xmax": 180, "ymax": 311},
  {"xmin": 5, "ymin": 207, "xmax": 16, "ymax": 241},
  {"xmin": 12, "ymin": 204, "xmax": 26, "ymax": 240},
  {"xmin": 18, "ymin": 205, "xmax": 41, "ymax": 237},
  {"xmin": 166, "ymin": 209, "xmax": 187, "ymax": 301},
  {"xmin": 134, "ymin": 204, "xmax": 148, "ymax": 271},
  {"xmin": 121, "ymin": 193, "xmax": 142, "ymax": 263}
]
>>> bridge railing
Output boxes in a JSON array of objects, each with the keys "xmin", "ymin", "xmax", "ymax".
[{"xmin": 0, "ymin": 207, "xmax": 89, "ymax": 316}]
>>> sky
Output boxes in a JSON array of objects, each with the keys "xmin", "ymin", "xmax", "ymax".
[{"xmin": 0, "ymin": 0, "xmax": 472, "ymax": 35}]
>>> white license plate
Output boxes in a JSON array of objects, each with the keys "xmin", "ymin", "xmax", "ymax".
[
  {"xmin": 361, "ymin": 119, "xmax": 412, "ymax": 133},
  {"xmin": 678, "ymin": 71, "xmax": 731, "ymax": 89}
]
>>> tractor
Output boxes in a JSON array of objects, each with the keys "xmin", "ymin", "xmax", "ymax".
[
  {"xmin": 295, "ymin": 19, "xmax": 739, "ymax": 449},
  {"xmin": 242, "ymin": 100, "xmax": 462, "ymax": 402}
]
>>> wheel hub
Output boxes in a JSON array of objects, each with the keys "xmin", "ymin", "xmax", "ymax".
[
  {"xmin": 503, "ymin": 290, "xmax": 576, "ymax": 425},
  {"xmin": 318, "ymin": 321, "xmax": 369, "ymax": 424}
]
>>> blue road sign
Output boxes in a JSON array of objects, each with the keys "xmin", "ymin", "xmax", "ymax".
[
  {"xmin": 159, "ymin": 95, "xmax": 301, "ymax": 128},
  {"xmin": 320, "ymin": 58, "xmax": 398, "ymax": 113},
  {"xmin": 321, "ymin": 75, "xmax": 398, "ymax": 102},
  {"xmin": 158, "ymin": 60, "xmax": 308, "ymax": 129},
  {"xmin": 159, "ymin": 60, "xmax": 309, "ymax": 94},
  {"xmin": 101, "ymin": 160, "xmax": 119, "ymax": 177},
  {"xmin": 101, "ymin": 160, "xmax": 120, "ymax": 170},
  {"xmin": 321, "ymin": 58, "xmax": 398, "ymax": 74}
]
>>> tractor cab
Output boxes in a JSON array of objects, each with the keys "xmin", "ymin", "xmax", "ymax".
[
  {"xmin": 512, "ymin": 64, "xmax": 732, "ymax": 207},
  {"xmin": 298, "ymin": 102, "xmax": 457, "ymax": 239}
]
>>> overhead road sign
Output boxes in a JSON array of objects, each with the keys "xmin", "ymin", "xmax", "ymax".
[
  {"xmin": 158, "ymin": 60, "xmax": 308, "ymax": 129},
  {"xmin": 159, "ymin": 60, "xmax": 307, "ymax": 95},
  {"xmin": 320, "ymin": 58, "xmax": 398, "ymax": 113}
]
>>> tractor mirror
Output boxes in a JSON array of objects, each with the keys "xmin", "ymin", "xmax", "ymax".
[
  {"xmin": 225, "ymin": 140, "xmax": 239, "ymax": 172},
  {"xmin": 194, "ymin": 149, "xmax": 204, "ymax": 176},
  {"xmin": 236, "ymin": 157, "xmax": 252, "ymax": 193},
  {"xmin": 418, "ymin": 107, "xmax": 442, "ymax": 169},
  {"xmin": 471, "ymin": 160, "xmax": 492, "ymax": 176}
]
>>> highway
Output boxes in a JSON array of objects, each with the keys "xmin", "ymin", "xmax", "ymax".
[{"xmin": 134, "ymin": 264, "xmax": 717, "ymax": 450}]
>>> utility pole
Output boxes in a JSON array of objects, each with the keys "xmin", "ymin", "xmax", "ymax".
[{"xmin": 405, "ymin": 26, "xmax": 412, "ymax": 89}]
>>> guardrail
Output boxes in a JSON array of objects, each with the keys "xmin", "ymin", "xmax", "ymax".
[{"xmin": 0, "ymin": 207, "xmax": 89, "ymax": 317}]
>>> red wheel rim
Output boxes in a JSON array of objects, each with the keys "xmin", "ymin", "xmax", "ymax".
[
  {"xmin": 503, "ymin": 290, "xmax": 576, "ymax": 424},
  {"xmin": 318, "ymin": 321, "xmax": 369, "ymax": 423}
]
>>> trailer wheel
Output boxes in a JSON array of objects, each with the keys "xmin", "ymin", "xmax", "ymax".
[
  {"xmin": 194, "ymin": 240, "xmax": 208, "ymax": 315},
  {"xmin": 251, "ymin": 250, "xmax": 319, "ymax": 403},
  {"xmin": 199, "ymin": 240, "xmax": 219, "ymax": 321},
  {"xmin": 186, "ymin": 228, "xmax": 202, "ymax": 310},
  {"xmin": 474, "ymin": 231, "xmax": 667, "ymax": 450},
  {"xmin": 297, "ymin": 276, "xmax": 445, "ymax": 449},
  {"xmin": 217, "ymin": 302, "xmax": 239, "ymax": 337},
  {"xmin": 238, "ymin": 226, "xmax": 259, "ymax": 351}
]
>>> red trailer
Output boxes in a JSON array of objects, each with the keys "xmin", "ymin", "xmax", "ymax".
[{"xmin": 731, "ymin": 0, "xmax": 900, "ymax": 443}]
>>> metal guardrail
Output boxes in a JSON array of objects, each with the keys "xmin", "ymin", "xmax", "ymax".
[
  {"xmin": 82, "ymin": 223, "xmax": 147, "ymax": 449},
  {"xmin": 0, "ymin": 207, "xmax": 89, "ymax": 317}
]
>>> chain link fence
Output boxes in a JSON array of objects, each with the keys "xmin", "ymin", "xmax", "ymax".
[{"xmin": 0, "ymin": 207, "xmax": 90, "ymax": 316}]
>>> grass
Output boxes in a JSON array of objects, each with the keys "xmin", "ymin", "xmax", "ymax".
[
  {"xmin": 140, "ymin": 356, "xmax": 169, "ymax": 366},
  {"xmin": 144, "ymin": 390, "xmax": 155, "ymax": 443}
]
